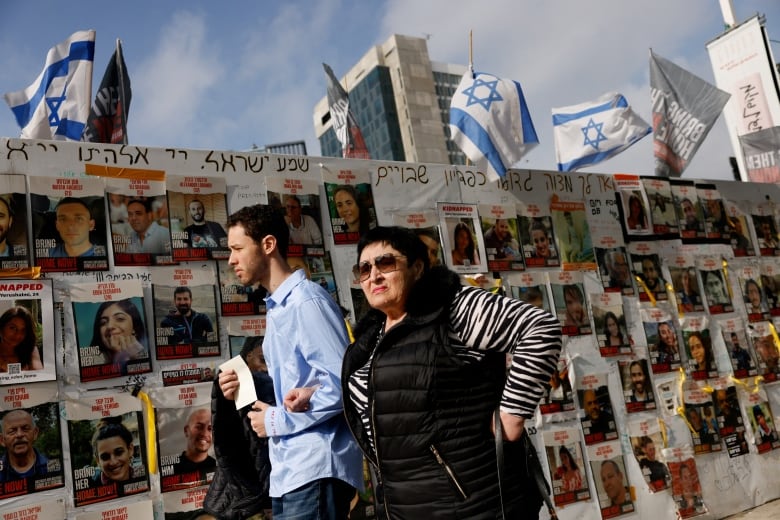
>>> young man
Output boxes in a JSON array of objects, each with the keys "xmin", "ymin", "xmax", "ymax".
[
  {"xmin": 49, "ymin": 197, "xmax": 98, "ymax": 257},
  {"xmin": 173, "ymin": 408, "xmax": 215, "ymax": 475},
  {"xmin": 160, "ymin": 286, "xmax": 214, "ymax": 345},
  {"xmin": 184, "ymin": 199, "xmax": 227, "ymax": 248},
  {"xmin": 219, "ymin": 204, "xmax": 361, "ymax": 519},
  {"xmin": 125, "ymin": 198, "xmax": 170, "ymax": 254}
]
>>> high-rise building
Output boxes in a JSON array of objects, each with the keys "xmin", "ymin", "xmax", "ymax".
[{"xmin": 313, "ymin": 34, "xmax": 467, "ymax": 165}]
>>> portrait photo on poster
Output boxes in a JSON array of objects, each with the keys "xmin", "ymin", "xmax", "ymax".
[
  {"xmin": 0, "ymin": 402, "xmax": 64, "ymax": 498},
  {"xmin": 67, "ymin": 411, "xmax": 149, "ymax": 507},
  {"xmin": 73, "ymin": 296, "xmax": 152, "ymax": 382}
]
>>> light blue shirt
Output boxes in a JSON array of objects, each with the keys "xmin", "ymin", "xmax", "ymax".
[
  {"xmin": 126, "ymin": 221, "xmax": 170, "ymax": 254},
  {"xmin": 263, "ymin": 269, "xmax": 362, "ymax": 497}
]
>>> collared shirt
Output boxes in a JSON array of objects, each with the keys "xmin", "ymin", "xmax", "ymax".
[
  {"xmin": 288, "ymin": 214, "xmax": 323, "ymax": 245},
  {"xmin": 263, "ymin": 269, "xmax": 362, "ymax": 497},
  {"xmin": 126, "ymin": 221, "xmax": 170, "ymax": 254},
  {"xmin": 0, "ymin": 449, "xmax": 49, "ymax": 481}
]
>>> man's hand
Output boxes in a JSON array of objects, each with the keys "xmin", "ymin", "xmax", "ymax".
[
  {"xmin": 248, "ymin": 401, "xmax": 271, "ymax": 437},
  {"xmin": 283, "ymin": 386, "xmax": 318, "ymax": 412},
  {"xmin": 218, "ymin": 369, "xmax": 239, "ymax": 401},
  {"xmin": 491, "ymin": 411, "xmax": 525, "ymax": 441}
]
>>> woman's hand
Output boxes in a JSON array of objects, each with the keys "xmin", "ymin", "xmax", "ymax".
[
  {"xmin": 106, "ymin": 334, "xmax": 146, "ymax": 361},
  {"xmin": 283, "ymin": 386, "xmax": 318, "ymax": 412},
  {"xmin": 491, "ymin": 411, "xmax": 525, "ymax": 441},
  {"xmin": 218, "ymin": 369, "xmax": 239, "ymax": 401}
]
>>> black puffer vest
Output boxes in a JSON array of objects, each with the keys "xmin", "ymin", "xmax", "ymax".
[{"xmin": 342, "ymin": 267, "xmax": 542, "ymax": 519}]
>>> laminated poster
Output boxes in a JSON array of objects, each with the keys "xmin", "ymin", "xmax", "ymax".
[
  {"xmin": 0, "ymin": 279, "xmax": 56, "ymax": 385},
  {"xmin": 711, "ymin": 381, "xmax": 749, "ymax": 458},
  {"xmin": 594, "ymin": 246, "xmax": 635, "ymax": 296},
  {"xmin": 266, "ymin": 176, "xmax": 325, "ymax": 255},
  {"xmin": 642, "ymin": 176, "xmax": 678, "ymax": 236},
  {"xmin": 663, "ymin": 448, "xmax": 707, "ymax": 519},
  {"xmin": 167, "ymin": 175, "xmax": 230, "ymax": 261},
  {"xmin": 697, "ymin": 257, "xmax": 733, "ymax": 315},
  {"xmin": 592, "ymin": 291, "xmax": 631, "ymax": 357},
  {"xmin": 29, "ymin": 175, "xmax": 108, "ymax": 273},
  {"xmin": 748, "ymin": 320, "xmax": 780, "ymax": 382},
  {"xmin": 71, "ymin": 280, "xmax": 152, "ymax": 382},
  {"xmin": 576, "ymin": 373, "xmax": 617, "ymax": 445},
  {"xmin": 670, "ymin": 179, "xmax": 705, "ymax": 241},
  {"xmin": 322, "ymin": 166, "xmax": 378, "ymax": 245},
  {"xmin": 682, "ymin": 385, "xmax": 722, "ymax": 455},
  {"xmin": 744, "ymin": 394, "xmax": 780, "ymax": 454},
  {"xmin": 614, "ymin": 174, "xmax": 652, "ymax": 237},
  {"xmin": 517, "ymin": 202, "xmax": 559, "ymax": 268},
  {"xmin": 478, "ymin": 203, "xmax": 524, "ymax": 272},
  {"xmin": 627, "ymin": 419, "xmax": 670, "ymax": 492},
  {"xmin": 150, "ymin": 382, "xmax": 214, "ymax": 495},
  {"xmin": 506, "ymin": 271, "xmax": 552, "ymax": 314},
  {"xmin": 696, "ymin": 184, "xmax": 729, "ymax": 242},
  {"xmin": 550, "ymin": 197, "xmax": 595, "ymax": 270},
  {"xmin": 627, "ymin": 241, "xmax": 667, "ymax": 303},
  {"xmin": 550, "ymin": 271, "xmax": 591, "ymax": 337},
  {"xmin": 641, "ymin": 305, "xmax": 682, "ymax": 374},
  {"xmin": 226, "ymin": 315, "xmax": 266, "ymax": 365},
  {"xmin": 437, "ymin": 202, "xmax": 488, "ymax": 274},
  {"xmin": 65, "ymin": 393, "xmax": 149, "ymax": 507},
  {"xmin": 736, "ymin": 263, "xmax": 770, "ymax": 322},
  {"xmin": 0, "ymin": 382, "xmax": 64, "ymax": 499},
  {"xmin": 152, "ymin": 264, "xmax": 221, "ymax": 360},
  {"xmin": 542, "ymin": 427, "xmax": 590, "ymax": 507},
  {"xmin": 719, "ymin": 319, "xmax": 758, "ymax": 379},
  {"xmin": 1, "ymin": 498, "xmax": 66, "ymax": 520},
  {"xmin": 681, "ymin": 317, "xmax": 718, "ymax": 381},
  {"xmin": 106, "ymin": 176, "xmax": 174, "ymax": 267},
  {"xmin": 587, "ymin": 440, "xmax": 634, "ymax": 519},
  {"xmin": 619, "ymin": 359, "xmax": 655, "ymax": 413},
  {"xmin": 74, "ymin": 499, "xmax": 153, "ymax": 520},
  {"xmin": 668, "ymin": 256, "xmax": 704, "ymax": 314}
]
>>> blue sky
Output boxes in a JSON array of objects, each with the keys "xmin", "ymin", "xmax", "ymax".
[{"xmin": 1, "ymin": 0, "xmax": 778, "ymax": 181}]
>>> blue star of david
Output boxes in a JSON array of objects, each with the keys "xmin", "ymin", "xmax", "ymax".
[
  {"xmin": 46, "ymin": 94, "xmax": 66, "ymax": 126},
  {"xmin": 581, "ymin": 118, "xmax": 606, "ymax": 150},
  {"xmin": 462, "ymin": 76, "xmax": 503, "ymax": 111}
]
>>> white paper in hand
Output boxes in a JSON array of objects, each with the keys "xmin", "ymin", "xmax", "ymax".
[{"xmin": 219, "ymin": 355, "xmax": 258, "ymax": 409}]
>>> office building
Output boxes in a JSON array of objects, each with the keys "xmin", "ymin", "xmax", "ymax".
[{"xmin": 313, "ymin": 34, "xmax": 467, "ymax": 165}]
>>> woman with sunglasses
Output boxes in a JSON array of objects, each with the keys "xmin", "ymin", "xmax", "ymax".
[{"xmin": 289, "ymin": 226, "xmax": 562, "ymax": 519}]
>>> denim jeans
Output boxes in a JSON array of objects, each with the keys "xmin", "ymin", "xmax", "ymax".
[{"xmin": 271, "ymin": 478, "xmax": 355, "ymax": 520}]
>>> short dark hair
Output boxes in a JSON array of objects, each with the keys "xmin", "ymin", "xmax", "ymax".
[
  {"xmin": 55, "ymin": 196, "xmax": 92, "ymax": 216},
  {"xmin": 126, "ymin": 198, "xmax": 153, "ymax": 213},
  {"xmin": 227, "ymin": 204, "xmax": 289, "ymax": 258},
  {"xmin": 356, "ymin": 226, "xmax": 429, "ymax": 272},
  {"xmin": 174, "ymin": 286, "xmax": 192, "ymax": 298}
]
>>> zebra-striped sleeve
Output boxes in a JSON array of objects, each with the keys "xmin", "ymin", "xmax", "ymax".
[{"xmin": 448, "ymin": 286, "xmax": 563, "ymax": 418}]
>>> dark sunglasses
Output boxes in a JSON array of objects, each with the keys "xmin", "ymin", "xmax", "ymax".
[{"xmin": 353, "ymin": 254, "xmax": 406, "ymax": 282}]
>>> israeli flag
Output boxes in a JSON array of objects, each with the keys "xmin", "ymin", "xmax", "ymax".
[
  {"xmin": 4, "ymin": 30, "xmax": 95, "ymax": 141},
  {"xmin": 552, "ymin": 92, "xmax": 651, "ymax": 172},
  {"xmin": 449, "ymin": 71, "xmax": 539, "ymax": 180}
]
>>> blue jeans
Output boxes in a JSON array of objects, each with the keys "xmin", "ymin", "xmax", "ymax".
[{"xmin": 271, "ymin": 478, "xmax": 355, "ymax": 520}]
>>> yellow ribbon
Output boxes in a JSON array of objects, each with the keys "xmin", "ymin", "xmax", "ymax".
[{"xmin": 133, "ymin": 388, "xmax": 157, "ymax": 475}]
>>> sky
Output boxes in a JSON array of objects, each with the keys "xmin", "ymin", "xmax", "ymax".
[{"xmin": 1, "ymin": 0, "xmax": 779, "ymax": 182}]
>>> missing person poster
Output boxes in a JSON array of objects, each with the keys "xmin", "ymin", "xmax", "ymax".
[
  {"xmin": 106, "ymin": 176, "xmax": 173, "ymax": 267},
  {"xmin": 0, "ymin": 279, "xmax": 56, "ymax": 385},
  {"xmin": 65, "ymin": 393, "xmax": 149, "ymax": 507},
  {"xmin": 149, "ymin": 382, "xmax": 214, "ymax": 494},
  {"xmin": 681, "ymin": 316, "xmax": 718, "ymax": 381},
  {"xmin": 587, "ymin": 440, "xmax": 634, "ymax": 519},
  {"xmin": 70, "ymin": 280, "xmax": 152, "ymax": 382},
  {"xmin": 592, "ymin": 292, "xmax": 631, "ymax": 357},
  {"xmin": 542, "ymin": 427, "xmax": 590, "ymax": 507},
  {"xmin": 550, "ymin": 271, "xmax": 591, "ymax": 337},
  {"xmin": 152, "ymin": 264, "xmax": 220, "ymax": 360},
  {"xmin": 697, "ymin": 257, "xmax": 733, "ymax": 315},
  {"xmin": 627, "ymin": 242, "xmax": 667, "ymax": 303},
  {"xmin": 619, "ymin": 359, "xmax": 655, "ymax": 413},
  {"xmin": 668, "ymin": 255, "xmax": 704, "ymax": 314},
  {"xmin": 437, "ymin": 202, "xmax": 488, "ymax": 274},
  {"xmin": 266, "ymin": 176, "xmax": 325, "ymax": 255},
  {"xmin": 29, "ymin": 175, "xmax": 108, "ymax": 273},
  {"xmin": 478, "ymin": 203, "xmax": 524, "ymax": 272},
  {"xmin": 0, "ymin": 382, "xmax": 64, "ymax": 499},
  {"xmin": 642, "ymin": 177, "xmax": 678, "ymax": 237},
  {"xmin": 663, "ymin": 447, "xmax": 707, "ymax": 519},
  {"xmin": 744, "ymin": 393, "xmax": 780, "ymax": 453},
  {"xmin": 720, "ymin": 319, "xmax": 758, "ymax": 379},
  {"xmin": 0, "ymin": 174, "xmax": 30, "ymax": 269},
  {"xmin": 576, "ymin": 373, "xmax": 617, "ymax": 445},
  {"xmin": 506, "ymin": 271, "xmax": 552, "ymax": 314},
  {"xmin": 322, "ymin": 166, "xmax": 378, "ymax": 245},
  {"xmin": 682, "ymin": 385, "xmax": 721, "ymax": 455},
  {"xmin": 167, "ymin": 175, "xmax": 230, "ymax": 261},
  {"xmin": 711, "ymin": 380, "xmax": 749, "ymax": 458},
  {"xmin": 627, "ymin": 419, "xmax": 670, "ymax": 492},
  {"xmin": 641, "ymin": 305, "xmax": 682, "ymax": 374},
  {"xmin": 550, "ymin": 197, "xmax": 595, "ymax": 270}
]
